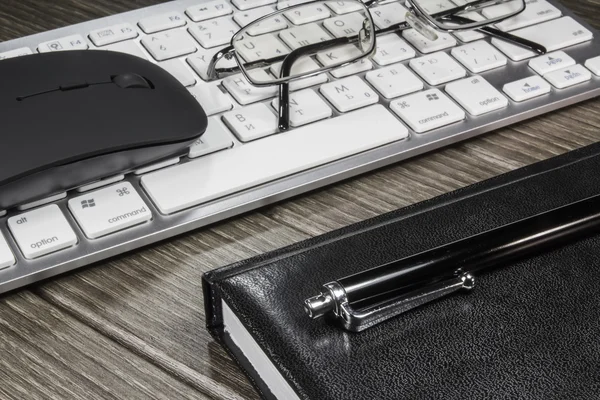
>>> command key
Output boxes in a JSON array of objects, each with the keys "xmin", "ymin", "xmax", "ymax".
[
  {"xmin": 8, "ymin": 204, "xmax": 78, "ymax": 259},
  {"xmin": 69, "ymin": 182, "xmax": 152, "ymax": 239}
]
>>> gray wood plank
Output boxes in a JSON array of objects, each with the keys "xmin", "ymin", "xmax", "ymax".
[
  {"xmin": 2, "ymin": 0, "xmax": 600, "ymax": 399},
  {"xmin": 0, "ymin": 291, "xmax": 207, "ymax": 400},
  {"xmin": 37, "ymin": 215, "xmax": 309, "ymax": 400}
]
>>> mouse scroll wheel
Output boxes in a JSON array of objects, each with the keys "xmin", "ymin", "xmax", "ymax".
[{"xmin": 112, "ymin": 73, "xmax": 152, "ymax": 89}]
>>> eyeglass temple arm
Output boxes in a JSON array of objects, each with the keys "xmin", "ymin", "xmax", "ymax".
[
  {"xmin": 443, "ymin": 15, "xmax": 547, "ymax": 55},
  {"xmin": 277, "ymin": 37, "xmax": 351, "ymax": 131}
]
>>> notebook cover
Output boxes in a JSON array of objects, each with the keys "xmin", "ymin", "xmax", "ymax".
[{"xmin": 203, "ymin": 142, "xmax": 600, "ymax": 400}]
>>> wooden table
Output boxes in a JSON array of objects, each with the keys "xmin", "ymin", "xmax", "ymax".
[{"xmin": 1, "ymin": 1, "xmax": 599, "ymax": 398}]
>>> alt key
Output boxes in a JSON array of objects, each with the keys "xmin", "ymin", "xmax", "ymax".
[
  {"xmin": 8, "ymin": 204, "xmax": 78, "ymax": 259},
  {"xmin": 68, "ymin": 182, "xmax": 152, "ymax": 239}
]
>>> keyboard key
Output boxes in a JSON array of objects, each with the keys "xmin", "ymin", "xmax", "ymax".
[
  {"xmin": 142, "ymin": 29, "xmax": 198, "ymax": 60},
  {"xmin": 0, "ymin": 47, "xmax": 32, "ymax": 60},
  {"xmin": 323, "ymin": 12, "xmax": 366, "ymax": 38},
  {"xmin": 414, "ymin": 0, "xmax": 456, "ymax": 14},
  {"xmin": 491, "ymin": 38, "xmax": 536, "ymax": 61},
  {"xmin": 0, "ymin": 233, "xmax": 15, "ymax": 270},
  {"xmin": 320, "ymin": 76, "xmax": 379, "ymax": 112},
  {"xmin": 529, "ymin": 51, "xmax": 575, "ymax": 76},
  {"xmin": 189, "ymin": 17, "xmax": 240, "ymax": 49},
  {"xmin": 38, "ymin": 35, "xmax": 88, "ymax": 52},
  {"xmin": 189, "ymin": 84, "xmax": 233, "ymax": 116},
  {"xmin": 189, "ymin": 117, "xmax": 234, "ymax": 158},
  {"xmin": 246, "ymin": 12, "xmax": 288, "ymax": 35},
  {"xmin": 543, "ymin": 65, "xmax": 592, "ymax": 89},
  {"xmin": 390, "ymin": 89, "xmax": 465, "ymax": 133},
  {"xmin": 403, "ymin": 28, "xmax": 457, "ymax": 54},
  {"xmin": 370, "ymin": 1, "xmax": 407, "ymax": 29},
  {"xmin": 271, "ymin": 89, "xmax": 332, "ymax": 127},
  {"xmin": 138, "ymin": 12, "xmax": 186, "ymax": 33},
  {"xmin": 69, "ymin": 183, "xmax": 152, "ymax": 239},
  {"xmin": 284, "ymin": 4, "xmax": 331, "ymax": 25},
  {"xmin": 452, "ymin": 12, "xmax": 485, "ymax": 43},
  {"xmin": 135, "ymin": 158, "xmax": 180, "ymax": 175},
  {"xmin": 270, "ymin": 58, "xmax": 328, "ymax": 90},
  {"xmin": 325, "ymin": 1, "xmax": 363, "ymax": 14},
  {"xmin": 186, "ymin": 0, "xmax": 233, "ymax": 22},
  {"xmin": 279, "ymin": 24, "xmax": 332, "ymax": 50},
  {"xmin": 223, "ymin": 103, "xmax": 278, "ymax": 142},
  {"xmin": 409, "ymin": 51, "xmax": 466, "ymax": 86},
  {"xmin": 102, "ymin": 41, "xmax": 148, "ymax": 60},
  {"xmin": 234, "ymin": 7, "xmax": 287, "ymax": 35},
  {"xmin": 585, "ymin": 56, "xmax": 600, "ymax": 76},
  {"xmin": 366, "ymin": 64, "xmax": 423, "ymax": 99},
  {"xmin": 142, "ymin": 105, "xmax": 407, "ymax": 214},
  {"xmin": 482, "ymin": 0, "xmax": 562, "ymax": 32},
  {"xmin": 503, "ymin": 75, "xmax": 551, "ymax": 102},
  {"xmin": 8, "ymin": 205, "xmax": 77, "ymax": 259},
  {"xmin": 372, "ymin": 34, "xmax": 415, "ymax": 66},
  {"xmin": 187, "ymin": 46, "xmax": 237, "ymax": 81},
  {"xmin": 317, "ymin": 45, "xmax": 373, "ymax": 78},
  {"xmin": 232, "ymin": 0, "xmax": 275, "ymax": 10},
  {"xmin": 451, "ymin": 40, "xmax": 507, "ymax": 73},
  {"xmin": 89, "ymin": 24, "xmax": 138, "ymax": 46},
  {"xmin": 159, "ymin": 59, "xmax": 197, "ymax": 86},
  {"xmin": 511, "ymin": 17, "xmax": 593, "ymax": 53},
  {"xmin": 223, "ymin": 70, "xmax": 278, "ymax": 104},
  {"xmin": 234, "ymin": 33, "xmax": 290, "ymax": 63},
  {"xmin": 446, "ymin": 76, "xmax": 509, "ymax": 116}
]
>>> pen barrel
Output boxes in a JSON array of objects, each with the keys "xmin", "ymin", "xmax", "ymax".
[{"xmin": 339, "ymin": 195, "xmax": 600, "ymax": 303}]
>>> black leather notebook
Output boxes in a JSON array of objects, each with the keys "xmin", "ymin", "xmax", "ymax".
[{"xmin": 203, "ymin": 142, "xmax": 600, "ymax": 400}]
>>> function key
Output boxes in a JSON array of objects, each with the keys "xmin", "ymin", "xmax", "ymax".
[
  {"xmin": 0, "ymin": 233, "xmax": 15, "ymax": 270},
  {"xmin": 139, "ymin": 12, "xmax": 187, "ymax": 34},
  {"xmin": 38, "ymin": 35, "xmax": 88, "ymax": 53},
  {"xmin": 186, "ymin": 0, "xmax": 233, "ymax": 22},
  {"xmin": 89, "ymin": 24, "xmax": 138, "ymax": 46},
  {"xmin": 0, "ymin": 47, "xmax": 32, "ymax": 60},
  {"xmin": 68, "ymin": 183, "xmax": 152, "ymax": 239},
  {"xmin": 8, "ymin": 205, "xmax": 78, "ymax": 259}
]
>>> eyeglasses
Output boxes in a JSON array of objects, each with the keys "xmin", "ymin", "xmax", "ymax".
[{"xmin": 206, "ymin": 0, "xmax": 546, "ymax": 131}]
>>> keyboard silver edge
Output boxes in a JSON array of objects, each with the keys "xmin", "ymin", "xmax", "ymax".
[{"xmin": 0, "ymin": 0, "xmax": 599, "ymax": 293}]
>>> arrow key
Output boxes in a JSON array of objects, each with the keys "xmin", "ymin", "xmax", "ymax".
[
  {"xmin": 503, "ymin": 76, "xmax": 551, "ymax": 102},
  {"xmin": 544, "ymin": 64, "xmax": 592, "ymax": 89},
  {"xmin": 366, "ymin": 64, "xmax": 423, "ymax": 99},
  {"xmin": 529, "ymin": 51, "xmax": 575, "ymax": 76}
]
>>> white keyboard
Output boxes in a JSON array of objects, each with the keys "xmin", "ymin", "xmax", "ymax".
[{"xmin": 0, "ymin": 0, "xmax": 599, "ymax": 293}]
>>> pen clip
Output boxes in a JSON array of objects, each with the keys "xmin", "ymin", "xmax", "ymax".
[{"xmin": 308, "ymin": 273, "xmax": 475, "ymax": 332}]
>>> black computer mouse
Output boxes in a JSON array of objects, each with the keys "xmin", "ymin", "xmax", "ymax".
[{"xmin": 0, "ymin": 50, "xmax": 207, "ymax": 210}]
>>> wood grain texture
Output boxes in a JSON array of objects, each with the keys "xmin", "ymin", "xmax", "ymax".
[
  {"xmin": 1, "ymin": 1, "xmax": 600, "ymax": 399},
  {"xmin": 0, "ymin": 291, "xmax": 206, "ymax": 400}
]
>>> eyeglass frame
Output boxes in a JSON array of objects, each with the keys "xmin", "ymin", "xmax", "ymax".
[
  {"xmin": 206, "ymin": 0, "xmax": 546, "ymax": 131},
  {"xmin": 406, "ymin": 0, "xmax": 525, "ymax": 33}
]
